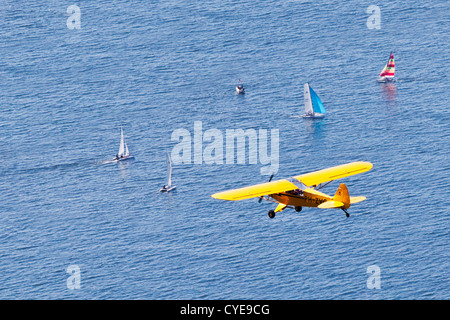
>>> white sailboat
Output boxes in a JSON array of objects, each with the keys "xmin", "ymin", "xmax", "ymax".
[
  {"xmin": 113, "ymin": 128, "xmax": 133, "ymax": 162},
  {"xmin": 303, "ymin": 83, "xmax": 326, "ymax": 118},
  {"xmin": 160, "ymin": 152, "xmax": 176, "ymax": 192}
]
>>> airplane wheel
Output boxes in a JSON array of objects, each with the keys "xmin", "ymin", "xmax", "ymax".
[
  {"xmin": 268, "ymin": 210, "xmax": 275, "ymax": 219},
  {"xmin": 295, "ymin": 206, "xmax": 302, "ymax": 212}
]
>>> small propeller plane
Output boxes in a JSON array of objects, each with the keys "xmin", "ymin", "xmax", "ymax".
[{"xmin": 211, "ymin": 161, "xmax": 373, "ymax": 218}]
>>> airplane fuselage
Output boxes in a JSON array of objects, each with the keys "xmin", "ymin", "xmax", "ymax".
[{"xmin": 270, "ymin": 189, "xmax": 331, "ymax": 208}]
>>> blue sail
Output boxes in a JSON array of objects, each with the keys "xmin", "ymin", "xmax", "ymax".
[{"xmin": 309, "ymin": 86, "xmax": 326, "ymax": 115}]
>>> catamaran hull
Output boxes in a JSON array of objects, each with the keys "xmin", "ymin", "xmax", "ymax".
[
  {"xmin": 112, "ymin": 155, "xmax": 134, "ymax": 162},
  {"xmin": 377, "ymin": 77, "xmax": 395, "ymax": 83},
  {"xmin": 159, "ymin": 186, "xmax": 176, "ymax": 193},
  {"xmin": 303, "ymin": 113, "xmax": 325, "ymax": 119}
]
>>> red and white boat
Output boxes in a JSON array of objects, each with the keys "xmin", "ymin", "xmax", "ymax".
[{"xmin": 377, "ymin": 52, "xmax": 395, "ymax": 82}]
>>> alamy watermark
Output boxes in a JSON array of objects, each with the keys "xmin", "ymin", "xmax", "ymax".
[
  {"xmin": 171, "ymin": 121, "xmax": 279, "ymax": 175},
  {"xmin": 67, "ymin": 5, "xmax": 81, "ymax": 30},
  {"xmin": 366, "ymin": 265, "xmax": 381, "ymax": 289},
  {"xmin": 366, "ymin": 5, "xmax": 381, "ymax": 30},
  {"xmin": 66, "ymin": 265, "xmax": 81, "ymax": 290}
]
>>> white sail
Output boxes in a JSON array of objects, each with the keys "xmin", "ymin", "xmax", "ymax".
[
  {"xmin": 159, "ymin": 152, "xmax": 176, "ymax": 192},
  {"xmin": 304, "ymin": 83, "xmax": 314, "ymax": 116},
  {"xmin": 125, "ymin": 142, "xmax": 129, "ymax": 156},
  {"xmin": 166, "ymin": 152, "xmax": 172, "ymax": 187},
  {"xmin": 118, "ymin": 128, "xmax": 125, "ymax": 156}
]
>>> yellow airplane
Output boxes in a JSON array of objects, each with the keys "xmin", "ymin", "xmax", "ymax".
[{"xmin": 211, "ymin": 161, "xmax": 373, "ymax": 218}]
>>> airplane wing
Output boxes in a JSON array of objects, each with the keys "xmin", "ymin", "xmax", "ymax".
[
  {"xmin": 293, "ymin": 161, "xmax": 373, "ymax": 187},
  {"xmin": 211, "ymin": 179, "xmax": 298, "ymax": 201},
  {"xmin": 212, "ymin": 162, "xmax": 372, "ymax": 201}
]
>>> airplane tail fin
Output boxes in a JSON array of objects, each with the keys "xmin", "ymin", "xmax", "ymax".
[
  {"xmin": 318, "ymin": 184, "xmax": 367, "ymax": 212},
  {"xmin": 333, "ymin": 183, "xmax": 351, "ymax": 209}
]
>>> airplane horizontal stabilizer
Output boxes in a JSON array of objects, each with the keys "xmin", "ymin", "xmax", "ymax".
[
  {"xmin": 350, "ymin": 196, "xmax": 366, "ymax": 204},
  {"xmin": 318, "ymin": 200, "xmax": 344, "ymax": 209}
]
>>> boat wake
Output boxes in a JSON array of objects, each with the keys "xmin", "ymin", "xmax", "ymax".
[{"xmin": 10, "ymin": 160, "xmax": 97, "ymax": 177}]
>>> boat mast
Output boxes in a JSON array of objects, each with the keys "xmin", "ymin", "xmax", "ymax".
[{"xmin": 167, "ymin": 152, "xmax": 172, "ymax": 187}]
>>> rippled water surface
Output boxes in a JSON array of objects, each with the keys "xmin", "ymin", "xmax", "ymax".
[{"xmin": 0, "ymin": 0, "xmax": 448, "ymax": 299}]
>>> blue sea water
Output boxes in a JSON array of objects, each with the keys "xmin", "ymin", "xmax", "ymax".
[{"xmin": 0, "ymin": 0, "xmax": 448, "ymax": 299}]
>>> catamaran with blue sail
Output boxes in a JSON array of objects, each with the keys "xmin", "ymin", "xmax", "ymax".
[{"xmin": 303, "ymin": 83, "xmax": 326, "ymax": 118}]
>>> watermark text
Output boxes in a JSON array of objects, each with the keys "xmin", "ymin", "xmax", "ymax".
[{"xmin": 171, "ymin": 121, "xmax": 279, "ymax": 175}]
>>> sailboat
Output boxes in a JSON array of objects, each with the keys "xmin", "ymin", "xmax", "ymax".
[
  {"xmin": 303, "ymin": 83, "xmax": 326, "ymax": 118},
  {"xmin": 113, "ymin": 128, "xmax": 133, "ymax": 162},
  {"xmin": 159, "ymin": 152, "xmax": 176, "ymax": 192},
  {"xmin": 377, "ymin": 52, "xmax": 395, "ymax": 82},
  {"xmin": 235, "ymin": 79, "xmax": 245, "ymax": 94},
  {"xmin": 236, "ymin": 84, "xmax": 245, "ymax": 94}
]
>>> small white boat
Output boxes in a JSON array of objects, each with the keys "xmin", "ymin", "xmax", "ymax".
[
  {"xmin": 377, "ymin": 52, "xmax": 395, "ymax": 82},
  {"xmin": 303, "ymin": 83, "xmax": 326, "ymax": 118},
  {"xmin": 112, "ymin": 128, "xmax": 133, "ymax": 162},
  {"xmin": 159, "ymin": 152, "xmax": 176, "ymax": 192},
  {"xmin": 235, "ymin": 82, "xmax": 245, "ymax": 94}
]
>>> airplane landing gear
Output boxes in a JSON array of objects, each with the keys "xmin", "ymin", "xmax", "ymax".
[
  {"xmin": 268, "ymin": 210, "xmax": 275, "ymax": 219},
  {"xmin": 295, "ymin": 206, "xmax": 302, "ymax": 212},
  {"xmin": 342, "ymin": 208, "xmax": 350, "ymax": 218}
]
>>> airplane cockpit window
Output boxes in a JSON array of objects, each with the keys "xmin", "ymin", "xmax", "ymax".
[
  {"xmin": 286, "ymin": 189, "xmax": 303, "ymax": 196},
  {"xmin": 288, "ymin": 177, "xmax": 307, "ymax": 191}
]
